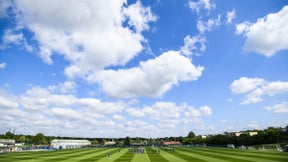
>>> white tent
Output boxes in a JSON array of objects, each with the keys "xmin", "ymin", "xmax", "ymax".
[{"xmin": 51, "ymin": 139, "xmax": 91, "ymax": 149}]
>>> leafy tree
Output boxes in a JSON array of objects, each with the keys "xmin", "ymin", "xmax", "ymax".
[
  {"xmin": 5, "ymin": 131, "xmax": 14, "ymax": 139},
  {"xmin": 33, "ymin": 133, "xmax": 47, "ymax": 145},
  {"xmin": 187, "ymin": 131, "xmax": 196, "ymax": 139},
  {"xmin": 124, "ymin": 136, "xmax": 131, "ymax": 146},
  {"xmin": 17, "ymin": 135, "xmax": 26, "ymax": 143}
]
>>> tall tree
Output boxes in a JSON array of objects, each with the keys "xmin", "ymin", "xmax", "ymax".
[
  {"xmin": 187, "ymin": 131, "xmax": 196, "ymax": 139},
  {"xmin": 124, "ymin": 136, "xmax": 131, "ymax": 146},
  {"xmin": 33, "ymin": 133, "xmax": 47, "ymax": 145},
  {"xmin": 5, "ymin": 131, "xmax": 14, "ymax": 139}
]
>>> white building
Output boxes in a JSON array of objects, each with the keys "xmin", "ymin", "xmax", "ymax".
[
  {"xmin": 51, "ymin": 139, "xmax": 91, "ymax": 149},
  {"xmin": 0, "ymin": 139, "xmax": 15, "ymax": 146},
  {"xmin": 235, "ymin": 131, "xmax": 258, "ymax": 137}
]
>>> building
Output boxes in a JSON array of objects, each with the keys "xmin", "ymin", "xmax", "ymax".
[
  {"xmin": 0, "ymin": 139, "xmax": 22, "ymax": 152},
  {"xmin": 201, "ymin": 135, "xmax": 207, "ymax": 139},
  {"xmin": 51, "ymin": 139, "xmax": 91, "ymax": 149},
  {"xmin": 104, "ymin": 140, "xmax": 116, "ymax": 146},
  {"xmin": 0, "ymin": 139, "xmax": 15, "ymax": 147},
  {"xmin": 235, "ymin": 131, "xmax": 258, "ymax": 137},
  {"xmin": 161, "ymin": 141, "xmax": 181, "ymax": 146}
]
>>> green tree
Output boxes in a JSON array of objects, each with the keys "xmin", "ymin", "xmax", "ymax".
[
  {"xmin": 187, "ymin": 131, "xmax": 196, "ymax": 138},
  {"xmin": 33, "ymin": 133, "xmax": 47, "ymax": 145},
  {"xmin": 5, "ymin": 131, "xmax": 14, "ymax": 139},
  {"xmin": 17, "ymin": 135, "xmax": 26, "ymax": 143},
  {"xmin": 124, "ymin": 136, "xmax": 131, "ymax": 146}
]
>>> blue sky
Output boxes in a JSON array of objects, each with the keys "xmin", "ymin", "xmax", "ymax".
[{"xmin": 0, "ymin": 0, "xmax": 287, "ymax": 138}]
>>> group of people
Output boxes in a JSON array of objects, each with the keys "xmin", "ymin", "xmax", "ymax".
[
  {"xmin": 152, "ymin": 149, "xmax": 160, "ymax": 154},
  {"xmin": 128, "ymin": 148, "xmax": 145, "ymax": 154}
]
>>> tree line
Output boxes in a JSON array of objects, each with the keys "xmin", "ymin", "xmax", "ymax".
[{"xmin": 1, "ymin": 125, "xmax": 287, "ymax": 146}]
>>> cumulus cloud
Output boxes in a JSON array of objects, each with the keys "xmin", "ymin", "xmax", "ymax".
[
  {"xmin": 0, "ymin": 83, "xmax": 214, "ymax": 137},
  {"xmin": 235, "ymin": 5, "xmax": 288, "ymax": 56},
  {"xmin": 12, "ymin": 0, "xmax": 156, "ymax": 77},
  {"xmin": 230, "ymin": 77, "xmax": 288, "ymax": 104},
  {"xmin": 265, "ymin": 102, "xmax": 288, "ymax": 113},
  {"xmin": 185, "ymin": 105, "xmax": 212, "ymax": 117},
  {"xmin": 125, "ymin": 108, "xmax": 146, "ymax": 117},
  {"xmin": 226, "ymin": 8, "xmax": 236, "ymax": 24},
  {"xmin": 180, "ymin": 35, "xmax": 206, "ymax": 56},
  {"xmin": 0, "ymin": 0, "xmax": 11, "ymax": 18},
  {"xmin": 0, "ymin": 94, "xmax": 19, "ymax": 109},
  {"xmin": 230, "ymin": 77, "xmax": 265, "ymax": 94},
  {"xmin": 235, "ymin": 21, "xmax": 252, "ymax": 35},
  {"xmin": 197, "ymin": 15, "xmax": 221, "ymax": 34},
  {"xmin": 3, "ymin": 0, "xmax": 206, "ymax": 99},
  {"xmin": 88, "ymin": 51, "xmax": 204, "ymax": 98},
  {"xmin": 125, "ymin": 102, "xmax": 212, "ymax": 123},
  {"xmin": 2, "ymin": 29, "xmax": 24, "ymax": 45},
  {"xmin": 189, "ymin": 0, "xmax": 216, "ymax": 14},
  {"xmin": 122, "ymin": 0, "xmax": 157, "ymax": 33}
]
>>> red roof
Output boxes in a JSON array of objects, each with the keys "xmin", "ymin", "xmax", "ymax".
[{"xmin": 161, "ymin": 141, "xmax": 181, "ymax": 145}]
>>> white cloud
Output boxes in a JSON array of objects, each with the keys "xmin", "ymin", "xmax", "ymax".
[
  {"xmin": 51, "ymin": 107, "xmax": 82, "ymax": 120},
  {"xmin": 0, "ymin": 84, "xmax": 214, "ymax": 137},
  {"xmin": 125, "ymin": 102, "xmax": 212, "ymax": 126},
  {"xmin": 126, "ymin": 108, "xmax": 145, "ymax": 117},
  {"xmin": 226, "ymin": 8, "xmax": 236, "ymax": 24},
  {"xmin": 21, "ymin": 86, "xmax": 77, "ymax": 110},
  {"xmin": 185, "ymin": 105, "xmax": 212, "ymax": 117},
  {"xmin": 143, "ymin": 102, "xmax": 182, "ymax": 120},
  {"xmin": 235, "ymin": 5, "xmax": 288, "ymax": 56},
  {"xmin": 0, "ymin": 62, "xmax": 6, "ymax": 69},
  {"xmin": 2, "ymin": 29, "xmax": 24, "ymax": 45},
  {"xmin": 122, "ymin": 0, "xmax": 157, "ymax": 33},
  {"xmin": 266, "ymin": 102, "xmax": 288, "ymax": 113},
  {"xmin": 13, "ymin": 0, "xmax": 156, "ymax": 77},
  {"xmin": 235, "ymin": 21, "xmax": 252, "ymax": 35},
  {"xmin": 241, "ymin": 88, "xmax": 264, "ymax": 104},
  {"xmin": 231, "ymin": 77, "xmax": 288, "ymax": 104},
  {"xmin": 113, "ymin": 114, "xmax": 126, "ymax": 121},
  {"xmin": 89, "ymin": 51, "xmax": 203, "ymax": 98},
  {"xmin": 0, "ymin": 94, "xmax": 19, "ymax": 109},
  {"xmin": 230, "ymin": 77, "xmax": 265, "ymax": 94},
  {"xmin": 197, "ymin": 15, "xmax": 221, "ymax": 34},
  {"xmin": 1, "ymin": 29, "xmax": 34, "ymax": 52},
  {"xmin": 189, "ymin": 0, "xmax": 216, "ymax": 14},
  {"xmin": 263, "ymin": 81, "xmax": 288, "ymax": 96},
  {"xmin": 77, "ymin": 98, "xmax": 125, "ymax": 114},
  {"xmin": 180, "ymin": 35, "xmax": 206, "ymax": 56},
  {"xmin": 48, "ymin": 81, "xmax": 76, "ymax": 94},
  {"xmin": 8, "ymin": 0, "xmax": 205, "ymax": 99},
  {"xmin": 0, "ymin": 0, "xmax": 11, "ymax": 18}
]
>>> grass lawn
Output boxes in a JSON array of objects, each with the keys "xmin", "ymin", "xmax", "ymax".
[{"xmin": 0, "ymin": 147, "xmax": 287, "ymax": 162}]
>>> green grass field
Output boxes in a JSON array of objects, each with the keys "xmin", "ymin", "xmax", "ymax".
[{"xmin": 0, "ymin": 147, "xmax": 287, "ymax": 162}]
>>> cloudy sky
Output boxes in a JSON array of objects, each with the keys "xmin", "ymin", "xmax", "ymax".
[{"xmin": 0, "ymin": 0, "xmax": 287, "ymax": 138}]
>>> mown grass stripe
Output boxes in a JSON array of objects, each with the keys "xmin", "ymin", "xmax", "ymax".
[
  {"xmin": 178, "ymin": 147, "xmax": 254, "ymax": 162},
  {"xmin": 114, "ymin": 149, "xmax": 135, "ymax": 162},
  {"xmin": 57, "ymin": 148, "xmax": 114, "ymax": 162},
  {"xmin": 40, "ymin": 148, "xmax": 107, "ymax": 162},
  {"xmin": 0, "ymin": 149, "xmax": 83, "ymax": 162},
  {"xmin": 146, "ymin": 147, "xmax": 169, "ymax": 162},
  {"xmin": 199, "ymin": 147, "xmax": 288, "ymax": 158},
  {"xmin": 160, "ymin": 148, "xmax": 207, "ymax": 162},
  {"xmin": 176, "ymin": 149, "xmax": 230, "ymax": 162},
  {"xmin": 193, "ymin": 147, "xmax": 288, "ymax": 162},
  {"xmin": 157, "ymin": 148, "xmax": 187, "ymax": 162},
  {"xmin": 131, "ymin": 149, "xmax": 151, "ymax": 162},
  {"xmin": 97, "ymin": 149, "xmax": 127, "ymax": 162},
  {"xmin": 203, "ymin": 147, "xmax": 287, "ymax": 156}
]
